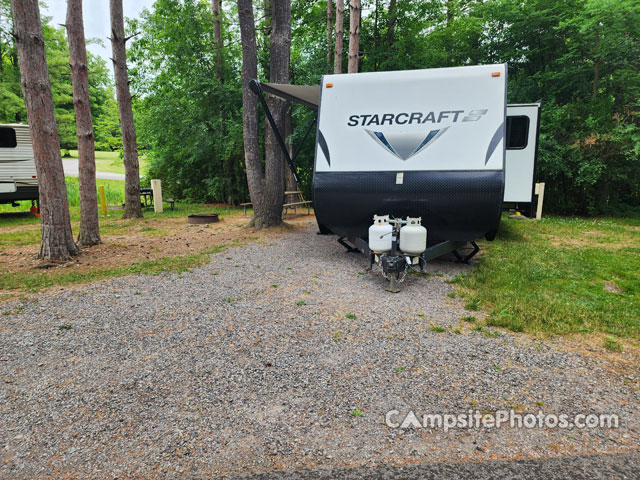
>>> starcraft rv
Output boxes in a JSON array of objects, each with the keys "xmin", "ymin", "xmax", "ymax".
[{"xmin": 250, "ymin": 64, "xmax": 540, "ymax": 290}]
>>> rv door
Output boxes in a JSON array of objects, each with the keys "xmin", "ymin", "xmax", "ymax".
[{"xmin": 504, "ymin": 103, "xmax": 541, "ymax": 212}]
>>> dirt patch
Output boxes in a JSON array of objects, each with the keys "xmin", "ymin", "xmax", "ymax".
[
  {"xmin": 551, "ymin": 333, "xmax": 640, "ymax": 390},
  {"xmin": 0, "ymin": 210, "xmax": 316, "ymax": 299},
  {"xmin": 545, "ymin": 230, "xmax": 637, "ymax": 250},
  {"xmin": 603, "ymin": 281, "xmax": 624, "ymax": 293}
]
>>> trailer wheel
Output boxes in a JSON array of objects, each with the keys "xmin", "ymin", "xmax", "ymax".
[{"xmin": 485, "ymin": 229, "xmax": 498, "ymax": 241}]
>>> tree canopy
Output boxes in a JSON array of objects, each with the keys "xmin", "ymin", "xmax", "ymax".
[
  {"xmin": 2, "ymin": 0, "xmax": 638, "ymax": 214},
  {"xmin": 0, "ymin": 0, "xmax": 115, "ymax": 150}
]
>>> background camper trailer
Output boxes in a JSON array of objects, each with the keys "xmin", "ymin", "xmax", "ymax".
[
  {"xmin": 251, "ymin": 63, "xmax": 541, "ymax": 291},
  {"xmin": 0, "ymin": 124, "xmax": 38, "ymax": 208}
]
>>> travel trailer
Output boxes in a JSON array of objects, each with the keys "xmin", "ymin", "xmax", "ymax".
[
  {"xmin": 250, "ymin": 64, "xmax": 541, "ymax": 290},
  {"xmin": 0, "ymin": 124, "xmax": 38, "ymax": 207}
]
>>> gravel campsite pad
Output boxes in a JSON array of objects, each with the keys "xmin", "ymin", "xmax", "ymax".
[{"xmin": 1, "ymin": 224, "xmax": 639, "ymax": 478}]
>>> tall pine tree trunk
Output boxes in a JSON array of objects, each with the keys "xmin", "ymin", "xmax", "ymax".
[
  {"xmin": 333, "ymin": 0, "xmax": 344, "ymax": 73},
  {"xmin": 348, "ymin": 0, "xmax": 361, "ymax": 73},
  {"xmin": 238, "ymin": 0, "xmax": 264, "ymax": 223},
  {"xmin": 11, "ymin": 0, "xmax": 78, "ymax": 261},
  {"xmin": 212, "ymin": 0, "xmax": 224, "ymax": 82},
  {"xmin": 238, "ymin": 0, "xmax": 290, "ymax": 229},
  {"xmin": 109, "ymin": 0, "xmax": 142, "ymax": 219},
  {"xmin": 326, "ymin": 0, "xmax": 333, "ymax": 74},
  {"xmin": 66, "ymin": 0, "xmax": 100, "ymax": 246},
  {"xmin": 261, "ymin": 0, "xmax": 290, "ymax": 227}
]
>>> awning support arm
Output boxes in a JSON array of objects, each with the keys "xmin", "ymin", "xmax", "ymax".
[
  {"xmin": 249, "ymin": 79, "xmax": 305, "ymax": 188},
  {"xmin": 292, "ymin": 116, "xmax": 317, "ymax": 165}
]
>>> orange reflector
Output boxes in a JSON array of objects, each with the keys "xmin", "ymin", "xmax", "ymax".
[
  {"xmin": 491, "ymin": 72, "xmax": 501, "ymax": 77},
  {"xmin": 326, "ymin": 83, "xmax": 333, "ymax": 88}
]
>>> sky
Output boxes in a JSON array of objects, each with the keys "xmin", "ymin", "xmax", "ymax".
[{"xmin": 42, "ymin": 0, "xmax": 156, "ymax": 73}]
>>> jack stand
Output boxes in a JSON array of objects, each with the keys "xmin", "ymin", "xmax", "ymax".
[
  {"xmin": 386, "ymin": 274, "xmax": 400, "ymax": 293},
  {"xmin": 337, "ymin": 237, "xmax": 360, "ymax": 253},
  {"xmin": 452, "ymin": 241, "xmax": 480, "ymax": 264},
  {"xmin": 366, "ymin": 253, "xmax": 375, "ymax": 271}
]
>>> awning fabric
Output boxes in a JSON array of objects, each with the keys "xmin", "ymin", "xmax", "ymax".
[{"xmin": 261, "ymin": 83, "xmax": 321, "ymax": 110}]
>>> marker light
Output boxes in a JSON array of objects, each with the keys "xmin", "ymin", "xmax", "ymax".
[
  {"xmin": 326, "ymin": 83, "xmax": 334, "ymax": 88},
  {"xmin": 491, "ymin": 72, "xmax": 501, "ymax": 77}
]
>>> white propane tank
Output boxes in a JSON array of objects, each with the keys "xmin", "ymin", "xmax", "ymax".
[
  {"xmin": 368, "ymin": 215, "xmax": 392, "ymax": 253},
  {"xmin": 400, "ymin": 217, "xmax": 427, "ymax": 255}
]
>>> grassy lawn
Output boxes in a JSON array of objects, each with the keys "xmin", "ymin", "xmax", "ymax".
[
  {"xmin": 0, "ymin": 177, "xmax": 126, "ymax": 214},
  {"xmin": 455, "ymin": 215, "xmax": 640, "ymax": 339},
  {"xmin": 65, "ymin": 150, "xmax": 150, "ymax": 175}
]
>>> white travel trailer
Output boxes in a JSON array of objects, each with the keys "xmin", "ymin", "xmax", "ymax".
[
  {"xmin": 250, "ymin": 63, "xmax": 541, "ymax": 289},
  {"xmin": 0, "ymin": 124, "xmax": 38, "ymax": 207}
]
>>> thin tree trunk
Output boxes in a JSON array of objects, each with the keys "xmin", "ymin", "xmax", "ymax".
[
  {"xmin": 326, "ymin": 0, "xmax": 333, "ymax": 74},
  {"xmin": 66, "ymin": 0, "xmax": 100, "ymax": 247},
  {"xmin": 261, "ymin": 0, "xmax": 271, "ymax": 79},
  {"xmin": 333, "ymin": 0, "xmax": 343, "ymax": 73},
  {"xmin": 386, "ymin": 0, "xmax": 397, "ymax": 48},
  {"xmin": 593, "ymin": 30, "xmax": 600, "ymax": 96},
  {"xmin": 260, "ymin": 0, "xmax": 290, "ymax": 227},
  {"xmin": 11, "ymin": 0, "xmax": 78, "ymax": 261},
  {"xmin": 109, "ymin": 0, "xmax": 142, "ymax": 219},
  {"xmin": 373, "ymin": 0, "xmax": 378, "ymax": 71},
  {"xmin": 237, "ymin": 0, "xmax": 264, "ymax": 223},
  {"xmin": 212, "ymin": 0, "xmax": 224, "ymax": 82},
  {"xmin": 348, "ymin": 0, "xmax": 361, "ymax": 73},
  {"xmin": 283, "ymin": 111, "xmax": 296, "ymax": 193}
]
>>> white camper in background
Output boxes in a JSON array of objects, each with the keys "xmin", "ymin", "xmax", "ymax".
[
  {"xmin": 0, "ymin": 124, "xmax": 38, "ymax": 207},
  {"xmin": 504, "ymin": 103, "xmax": 541, "ymax": 216}
]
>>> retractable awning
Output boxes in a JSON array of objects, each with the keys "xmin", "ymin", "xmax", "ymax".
[
  {"xmin": 260, "ymin": 83, "xmax": 321, "ymax": 110},
  {"xmin": 248, "ymin": 79, "xmax": 320, "ymax": 188}
]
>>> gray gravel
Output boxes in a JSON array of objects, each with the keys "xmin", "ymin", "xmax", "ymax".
[
  {"xmin": 1, "ymin": 224, "xmax": 638, "ymax": 479},
  {"xmin": 236, "ymin": 452, "xmax": 640, "ymax": 479}
]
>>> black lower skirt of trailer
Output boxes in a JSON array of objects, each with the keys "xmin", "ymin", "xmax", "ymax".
[
  {"xmin": 313, "ymin": 170, "xmax": 503, "ymax": 244},
  {"xmin": 0, "ymin": 185, "xmax": 39, "ymax": 204}
]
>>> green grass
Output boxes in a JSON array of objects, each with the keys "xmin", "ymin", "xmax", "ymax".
[
  {"xmin": 430, "ymin": 325, "xmax": 447, "ymax": 333},
  {"xmin": 66, "ymin": 150, "xmax": 150, "ymax": 175},
  {"xmin": 0, "ymin": 177, "xmax": 125, "ymax": 214},
  {"xmin": 66, "ymin": 177, "xmax": 126, "ymax": 207},
  {"xmin": 456, "ymin": 215, "xmax": 640, "ymax": 338},
  {"xmin": 604, "ymin": 336, "xmax": 623, "ymax": 353}
]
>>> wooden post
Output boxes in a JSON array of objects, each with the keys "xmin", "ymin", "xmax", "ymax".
[
  {"xmin": 151, "ymin": 179, "xmax": 163, "ymax": 214},
  {"xmin": 535, "ymin": 182, "xmax": 545, "ymax": 220},
  {"xmin": 99, "ymin": 185, "xmax": 107, "ymax": 216}
]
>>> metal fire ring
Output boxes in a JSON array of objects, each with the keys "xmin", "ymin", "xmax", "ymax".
[{"xmin": 187, "ymin": 213, "xmax": 220, "ymax": 224}]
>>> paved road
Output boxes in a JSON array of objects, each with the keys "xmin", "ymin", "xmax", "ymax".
[
  {"xmin": 234, "ymin": 452, "xmax": 640, "ymax": 479},
  {"xmin": 62, "ymin": 158, "xmax": 125, "ymax": 181}
]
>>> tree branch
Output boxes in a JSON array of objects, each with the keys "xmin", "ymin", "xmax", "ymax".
[{"xmin": 124, "ymin": 32, "xmax": 141, "ymax": 42}]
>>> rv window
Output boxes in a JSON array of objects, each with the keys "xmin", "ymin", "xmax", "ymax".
[
  {"xmin": 506, "ymin": 116, "xmax": 529, "ymax": 150},
  {"xmin": 0, "ymin": 127, "xmax": 17, "ymax": 148}
]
